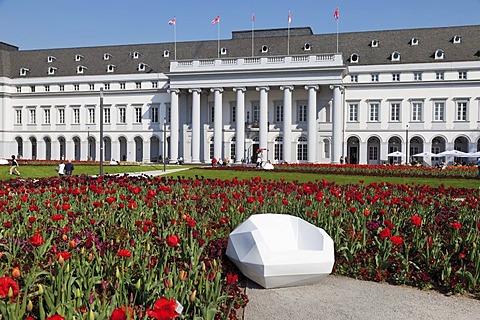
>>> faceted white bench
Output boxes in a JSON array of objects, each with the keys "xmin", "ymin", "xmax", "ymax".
[{"xmin": 226, "ymin": 214, "xmax": 334, "ymax": 288}]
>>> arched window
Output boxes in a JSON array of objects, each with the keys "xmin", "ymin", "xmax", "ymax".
[
  {"xmin": 274, "ymin": 136, "xmax": 283, "ymax": 161},
  {"xmin": 297, "ymin": 136, "xmax": 307, "ymax": 161}
]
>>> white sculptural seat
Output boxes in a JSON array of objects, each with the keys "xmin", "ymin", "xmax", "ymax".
[{"xmin": 226, "ymin": 213, "xmax": 335, "ymax": 289}]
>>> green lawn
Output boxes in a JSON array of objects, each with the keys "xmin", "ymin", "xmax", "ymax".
[{"xmin": 2, "ymin": 164, "xmax": 479, "ymax": 189}]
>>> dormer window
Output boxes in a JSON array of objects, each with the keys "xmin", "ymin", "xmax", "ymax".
[
  {"xmin": 48, "ymin": 67, "xmax": 57, "ymax": 75},
  {"xmin": 76, "ymin": 65, "xmax": 87, "ymax": 74},
  {"xmin": 131, "ymin": 51, "xmax": 140, "ymax": 59},
  {"xmin": 103, "ymin": 53, "xmax": 112, "ymax": 60},
  {"xmin": 261, "ymin": 45, "xmax": 269, "ymax": 53},
  {"xmin": 163, "ymin": 50, "xmax": 170, "ymax": 58},
  {"xmin": 303, "ymin": 43, "xmax": 311, "ymax": 51},
  {"xmin": 434, "ymin": 49, "xmax": 444, "ymax": 60},
  {"xmin": 410, "ymin": 38, "xmax": 419, "ymax": 46},
  {"xmin": 391, "ymin": 51, "xmax": 401, "ymax": 62},
  {"xmin": 370, "ymin": 39, "xmax": 379, "ymax": 48},
  {"xmin": 75, "ymin": 54, "xmax": 84, "ymax": 62},
  {"xmin": 47, "ymin": 56, "xmax": 56, "ymax": 63},
  {"xmin": 453, "ymin": 35, "xmax": 461, "ymax": 44},
  {"xmin": 19, "ymin": 68, "xmax": 29, "ymax": 76},
  {"xmin": 137, "ymin": 63, "xmax": 147, "ymax": 72},
  {"xmin": 350, "ymin": 53, "xmax": 359, "ymax": 63},
  {"xmin": 106, "ymin": 64, "xmax": 116, "ymax": 73},
  {"xmin": 220, "ymin": 47, "xmax": 228, "ymax": 55}
]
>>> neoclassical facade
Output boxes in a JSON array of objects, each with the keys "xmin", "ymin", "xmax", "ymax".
[{"xmin": 1, "ymin": 25, "xmax": 479, "ymax": 164}]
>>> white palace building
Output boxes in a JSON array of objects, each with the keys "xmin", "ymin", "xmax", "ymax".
[{"xmin": 1, "ymin": 25, "xmax": 480, "ymax": 164}]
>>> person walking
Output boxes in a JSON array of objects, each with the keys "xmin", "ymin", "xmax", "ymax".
[
  {"xmin": 477, "ymin": 157, "xmax": 480, "ymax": 176},
  {"xmin": 64, "ymin": 160, "xmax": 74, "ymax": 176},
  {"xmin": 56, "ymin": 161, "xmax": 65, "ymax": 177},
  {"xmin": 9, "ymin": 155, "xmax": 20, "ymax": 176}
]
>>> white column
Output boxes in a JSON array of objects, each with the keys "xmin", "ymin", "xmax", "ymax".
[
  {"xmin": 256, "ymin": 86, "xmax": 269, "ymax": 149},
  {"xmin": 330, "ymin": 85, "xmax": 344, "ymax": 164},
  {"xmin": 306, "ymin": 85, "xmax": 319, "ymax": 163},
  {"xmin": 233, "ymin": 87, "xmax": 246, "ymax": 163},
  {"xmin": 211, "ymin": 88, "xmax": 224, "ymax": 160},
  {"xmin": 52, "ymin": 140, "xmax": 60, "ymax": 160},
  {"xmin": 142, "ymin": 137, "xmax": 150, "ymax": 163},
  {"xmin": 168, "ymin": 88, "xmax": 180, "ymax": 162},
  {"xmin": 189, "ymin": 88, "xmax": 201, "ymax": 163},
  {"xmin": 281, "ymin": 86, "xmax": 293, "ymax": 163}
]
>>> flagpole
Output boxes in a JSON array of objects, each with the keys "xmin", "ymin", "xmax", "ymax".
[
  {"xmin": 287, "ymin": 10, "xmax": 291, "ymax": 56},
  {"xmin": 336, "ymin": 6, "xmax": 339, "ymax": 53},
  {"xmin": 251, "ymin": 12, "xmax": 255, "ymax": 57},
  {"xmin": 174, "ymin": 18, "xmax": 177, "ymax": 60},
  {"xmin": 217, "ymin": 19, "xmax": 220, "ymax": 59}
]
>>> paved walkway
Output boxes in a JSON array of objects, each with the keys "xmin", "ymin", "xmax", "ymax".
[
  {"xmin": 117, "ymin": 167, "xmax": 190, "ymax": 177},
  {"xmin": 243, "ymin": 275, "xmax": 480, "ymax": 320}
]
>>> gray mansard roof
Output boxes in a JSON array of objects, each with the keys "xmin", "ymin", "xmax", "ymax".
[{"xmin": 1, "ymin": 25, "xmax": 480, "ymax": 79}]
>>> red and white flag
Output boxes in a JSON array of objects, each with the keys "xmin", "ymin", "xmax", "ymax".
[
  {"xmin": 288, "ymin": 10, "xmax": 292, "ymax": 24},
  {"xmin": 334, "ymin": 7, "xmax": 339, "ymax": 20},
  {"xmin": 168, "ymin": 17, "xmax": 176, "ymax": 25},
  {"xmin": 252, "ymin": 12, "xmax": 255, "ymax": 22},
  {"xmin": 211, "ymin": 15, "xmax": 220, "ymax": 25}
]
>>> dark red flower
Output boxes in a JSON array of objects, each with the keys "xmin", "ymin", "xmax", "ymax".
[
  {"xmin": 46, "ymin": 315, "xmax": 66, "ymax": 320},
  {"xmin": 379, "ymin": 228, "xmax": 391, "ymax": 239},
  {"xmin": 29, "ymin": 234, "xmax": 45, "ymax": 247},
  {"xmin": 51, "ymin": 214, "xmax": 63, "ymax": 222},
  {"xmin": 61, "ymin": 204, "xmax": 70, "ymax": 211},
  {"xmin": 389, "ymin": 236, "xmax": 403, "ymax": 245},
  {"xmin": 110, "ymin": 306, "xmax": 133, "ymax": 320},
  {"xmin": 146, "ymin": 297, "xmax": 179, "ymax": 320},
  {"xmin": 0, "ymin": 276, "xmax": 19, "ymax": 299},
  {"xmin": 117, "ymin": 249, "xmax": 132, "ymax": 258},
  {"xmin": 410, "ymin": 215, "xmax": 422, "ymax": 227},
  {"xmin": 3, "ymin": 221, "xmax": 11, "ymax": 228},
  {"xmin": 450, "ymin": 221, "xmax": 462, "ymax": 229},
  {"xmin": 28, "ymin": 217, "xmax": 36, "ymax": 223},
  {"xmin": 166, "ymin": 235, "xmax": 180, "ymax": 247},
  {"xmin": 226, "ymin": 273, "xmax": 238, "ymax": 285},
  {"xmin": 55, "ymin": 251, "xmax": 71, "ymax": 261}
]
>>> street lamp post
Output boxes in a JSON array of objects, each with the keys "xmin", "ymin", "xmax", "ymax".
[
  {"xmin": 87, "ymin": 126, "xmax": 90, "ymax": 160},
  {"xmin": 244, "ymin": 113, "xmax": 250, "ymax": 164},
  {"xmin": 405, "ymin": 124, "xmax": 409, "ymax": 165},
  {"xmin": 99, "ymin": 88, "xmax": 104, "ymax": 176},
  {"xmin": 163, "ymin": 117, "xmax": 167, "ymax": 172}
]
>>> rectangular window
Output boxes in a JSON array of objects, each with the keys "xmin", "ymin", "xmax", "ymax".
[
  {"xmin": 436, "ymin": 72, "xmax": 444, "ymax": 80},
  {"xmin": 151, "ymin": 81, "xmax": 158, "ymax": 89},
  {"xmin": 369, "ymin": 103, "xmax": 379, "ymax": 122},
  {"xmin": 29, "ymin": 109, "xmax": 36, "ymax": 124},
  {"xmin": 166, "ymin": 103, "xmax": 171, "ymax": 123},
  {"xmin": 456, "ymin": 101, "xmax": 467, "ymax": 121},
  {"xmin": 74, "ymin": 84, "xmax": 79, "ymax": 91},
  {"xmin": 298, "ymin": 103, "xmax": 307, "ymax": 122},
  {"xmin": 274, "ymin": 141, "xmax": 283, "ymax": 161},
  {"xmin": 275, "ymin": 103, "xmax": 283, "ymax": 122},
  {"xmin": 104, "ymin": 108, "xmax": 111, "ymax": 124},
  {"xmin": 348, "ymin": 103, "xmax": 358, "ymax": 122},
  {"xmin": 230, "ymin": 141, "xmax": 236, "ymax": 160},
  {"xmin": 252, "ymin": 102, "xmax": 259, "ymax": 123},
  {"xmin": 89, "ymin": 84, "xmax": 95, "ymax": 90},
  {"xmin": 30, "ymin": 86, "xmax": 36, "ymax": 93},
  {"xmin": 297, "ymin": 143, "xmax": 308, "ymax": 161},
  {"xmin": 151, "ymin": 106, "xmax": 159, "ymax": 123},
  {"xmin": 390, "ymin": 103, "xmax": 400, "ymax": 122},
  {"xmin": 15, "ymin": 109, "xmax": 22, "ymax": 124},
  {"xmin": 411, "ymin": 102, "xmax": 423, "ymax": 121},
  {"xmin": 16, "ymin": 86, "xmax": 21, "ymax": 93},
  {"xmin": 58, "ymin": 108, "xmax": 65, "ymax": 124},
  {"xmin": 414, "ymin": 72, "xmax": 422, "ymax": 81},
  {"xmin": 392, "ymin": 73, "xmax": 400, "ymax": 81},
  {"xmin": 44, "ymin": 109, "xmax": 51, "ymax": 124},
  {"xmin": 371, "ymin": 74, "xmax": 379, "ymax": 82},
  {"xmin": 45, "ymin": 85, "xmax": 50, "ymax": 92},
  {"xmin": 208, "ymin": 102, "xmax": 214, "ymax": 123},
  {"xmin": 135, "ymin": 107, "xmax": 142, "ymax": 123},
  {"xmin": 458, "ymin": 71, "xmax": 467, "ymax": 80},
  {"xmin": 73, "ymin": 109, "xmax": 80, "ymax": 124},
  {"xmin": 120, "ymin": 82, "xmax": 126, "ymax": 90},
  {"xmin": 59, "ymin": 85, "xmax": 65, "ymax": 92},
  {"xmin": 433, "ymin": 102, "xmax": 445, "ymax": 121},
  {"xmin": 350, "ymin": 74, "xmax": 358, "ymax": 83},
  {"xmin": 230, "ymin": 103, "xmax": 236, "ymax": 123},
  {"xmin": 368, "ymin": 146, "xmax": 378, "ymax": 161},
  {"xmin": 135, "ymin": 82, "xmax": 142, "ymax": 89},
  {"xmin": 119, "ymin": 107, "xmax": 126, "ymax": 123},
  {"xmin": 88, "ymin": 108, "xmax": 95, "ymax": 124},
  {"xmin": 104, "ymin": 83, "xmax": 110, "ymax": 90}
]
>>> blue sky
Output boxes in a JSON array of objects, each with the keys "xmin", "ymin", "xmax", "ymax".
[{"xmin": 1, "ymin": 0, "xmax": 479, "ymax": 50}]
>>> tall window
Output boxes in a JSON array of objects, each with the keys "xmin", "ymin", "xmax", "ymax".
[
  {"xmin": 411, "ymin": 102, "xmax": 423, "ymax": 121},
  {"xmin": 73, "ymin": 109, "xmax": 80, "ymax": 124},
  {"xmin": 151, "ymin": 106, "xmax": 159, "ymax": 123},
  {"xmin": 119, "ymin": 107, "xmax": 126, "ymax": 123},
  {"xmin": 58, "ymin": 108, "xmax": 65, "ymax": 124},
  {"xmin": 15, "ymin": 109, "xmax": 22, "ymax": 124},
  {"xmin": 348, "ymin": 103, "xmax": 358, "ymax": 122},
  {"xmin": 230, "ymin": 103, "xmax": 236, "ymax": 123},
  {"xmin": 208, "ymin": 102, "xmax": 214, "ymax": 123},
  {"xmin": 368, "ymin": 146, "xmax": 378, "ymax": 161},
  {"xmin": 44, "ymin": 109, "xmax": 51, "ymax": 124},
  {"xmin": 274, "ymin": 136, "xmax": 283, "ymax": 161},
  {"xmin": 230, "ymin": 137, "xmax": 236, "ymax": 160},
  {"xmin": 135, "ymin": 107, "xmax": 142, "ymax": 123},
  {"xmin": 298, "ymin": 103, "xmax": 307, "ymax": 122},
  {"xmin": 252, "ymin": 103, "xmax": 259, "ymax": 123},
  {"xmin": 324, "ymin": 139, "xmax": 330, "ymax": 159},
  {"xmin": 433, "ymin": 102, "xmax": 445, "ymax": 121},
  {"xmin": 274, "ymin": 103, "xmax": 283, "ymax": 122},
  {"xmin": 297, "ymin": 136, "xmax": 308, "ymax": 161},
  {"xmin": 369, "ymin": 103, "xmax": 379, "ymax": 122},
  {"xmin": 456, "ymin": 101, "xmax": 467, "ymax": 121},
  {"xmin": 88, "ymin": 108, "xmax": 95, "ymax": 124},
  {"xmin": 166, "ymin": 104, "xmax": 171, "ymax": 123},
  {"xmin": 104, "ymin": 108, "xmax": 111, "ymax": 124},
  {"xmin": 29, "ymin": 109, "xmax": 36, "ymax": 124},
  {"xmin": 390, "ymin": 103, "xmax": 400, "ymax": 122},
  {"xmin": 209, "ymin": 137, "xmax": 214, "ymax": 159}
]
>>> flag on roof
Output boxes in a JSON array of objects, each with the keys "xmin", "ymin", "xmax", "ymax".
[
  {"xmin": 212, "ymin": 15, "xmax": 220, "ymax": 25},
  {"xmin": 168, "ymin": 17, "xmax": 176, "ymax": 25},
  {"xmin": 334, "ymin": 7, "xmax": 339, "ymax": 20},
  {"xmin": 252, "ymin": 12, "xmax": 255, "ymax": 22},
  {"xmin": 288, "ymin": 10, "xmax": 292, "ymax": 24}
]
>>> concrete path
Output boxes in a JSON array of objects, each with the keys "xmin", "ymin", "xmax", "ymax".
[
  {"xmin": 244, "ymin": 275, "xmax": 480, "ymax": 320},
  {"xmin": 118, "ymin": 167, "xmax": 190, "ymax": 177}
]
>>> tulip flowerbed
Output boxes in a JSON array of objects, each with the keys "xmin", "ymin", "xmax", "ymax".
[{"xmin": 0, "ymin": 174, "xmax": 479, "ymax": 319}]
